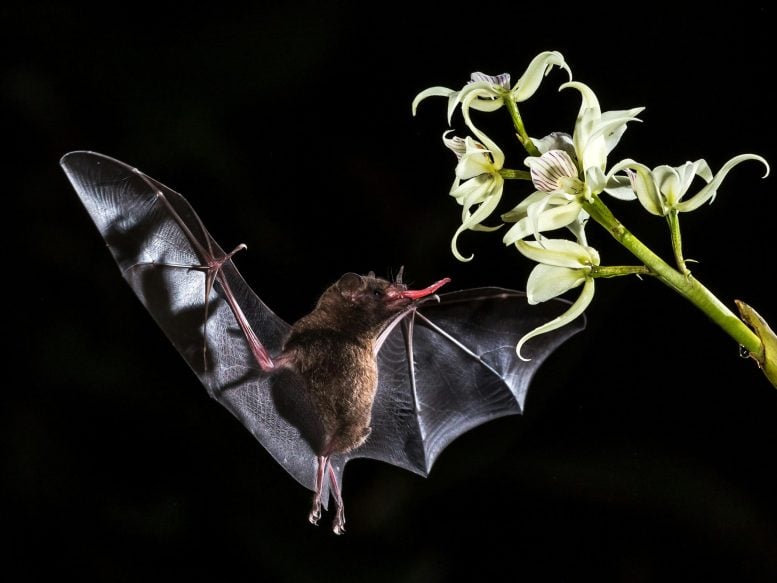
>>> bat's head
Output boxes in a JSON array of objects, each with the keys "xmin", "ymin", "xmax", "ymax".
[{"xmin": 318, "ymin": 270, "xmax": 450, "ymax": 337}]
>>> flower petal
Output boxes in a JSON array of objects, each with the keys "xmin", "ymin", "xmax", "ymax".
[
  {"xmin": 501, "ymin": 190, "xmax": 548, "ymax": 222},
  {"xmin": 470, "ymin": 72, "xmax": 511, "ymax": 88},
  {"xmin": 450, "ymin": 190, "xmax": 503, "ymax": 262},
  {"xmin": 525, "ymin": 150, "xmax": 578, "ymax": 192},
  {"xmin": 598, "ymin": 107, "xmax": 645, "ymax": 155},
  {"xmin": 531, "ymin": 132, "xmax": 575, "ymax": 157},
  {"xmin": 676, "ymin": 154, "xmax": 770, "ymax": 212},
  {"xmin": 525, "ymin": 263, "xmax": 586, "ymax": 303},
  {"xmin": 512, "ymin": 51, "xmax": 571, "ymax": 102},
  {"xmin": 516, "ymin": 278, "xmax": 595, "ymax": 361},
  {"xmin": 412, "ymin": 86, "xmax": 455, "ymax": 116},
  {"xmin": 610, "ymin": 159, "xmax": 664, "ymax": 215},
  {"xmin": 602, "ymin": 167, "xmax": 637, "ymax": 201},
  {"xmin": 502, "ymin": 200, "xmax": 582, "ymax": 245},
  {"xmin": 516, "ymin": 239, "xmax": 599, "ymax": 268},
  {"xmin": 442, "ymin": 130, "xmax": 467, "ymax": 158},
  {"xmin": 515, "ymin": 238, "xmax": 598, "ymax": 268}
]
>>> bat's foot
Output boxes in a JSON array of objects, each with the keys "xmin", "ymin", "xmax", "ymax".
[
  {"xmin": 332, "ymin": 506, "xmax": 346, "ymax": 535},
  {"xmin": 308, "ymin": 500, "xmax": 322, "ymax": 525}
]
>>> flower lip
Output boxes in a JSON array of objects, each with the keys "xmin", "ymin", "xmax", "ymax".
[{"xmin": 526, "ymin": 149, "xmax": 579, "ymax": 192}]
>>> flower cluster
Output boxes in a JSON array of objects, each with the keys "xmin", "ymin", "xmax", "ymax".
[{"xmin": 414, "ymin": 50, "xmax": 770, "ymax": 362}]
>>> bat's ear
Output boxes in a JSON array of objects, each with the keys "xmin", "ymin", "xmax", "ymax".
[{"xmin": 336, "ymin": 273, "xmax": 364, "ymax": 295}]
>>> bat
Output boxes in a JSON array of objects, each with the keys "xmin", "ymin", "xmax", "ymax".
[{"xmin": 61, "ymin": 150, "xmax": 585, "ymax": 534}]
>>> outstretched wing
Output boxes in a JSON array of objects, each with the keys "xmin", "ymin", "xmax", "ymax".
[
  {"xmin": 60, "ymin": 151, "xmax": 319, "ymax": 491},
  {"xmin": 341, "ymin": 288, "xmax": 584, "ymax": 475}
]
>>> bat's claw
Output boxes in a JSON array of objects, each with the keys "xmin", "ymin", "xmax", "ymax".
[
  {"xmin": 332, "ymin": 505, "xmax": 346, "ymax": 535},
  {"xmin": 308, "ymin": 501, "xmax": 322, "ymax": 525}
]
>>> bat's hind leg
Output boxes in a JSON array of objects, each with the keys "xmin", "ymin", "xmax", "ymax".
[
  {"xmin": 327, "ymin": 462, "xmax": 346, "ymax": 535},
  {"xmin": 308, "ymin": 455, "xmax": 326, "ymax": 525},
  {"xmin": 308, "ymin": 455, "xmax": 346, "ymax": 535}
]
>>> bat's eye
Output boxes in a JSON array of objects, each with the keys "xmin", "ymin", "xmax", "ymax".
[{"xmin": 372, "ymin": 288, "xmax": 384, "ymax": 298}]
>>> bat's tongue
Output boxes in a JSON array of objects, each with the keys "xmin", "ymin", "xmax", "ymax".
[{"xmin": 399, "ymin": 277, "xmax": 451, "ymax": 299}]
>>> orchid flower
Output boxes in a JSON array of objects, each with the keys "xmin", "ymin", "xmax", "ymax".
[
  {"xmin": 412, "ymin": 50, "xmax": 777, "ymax": 388},
  {"xmin": 612, "ymin": 155, "xmax": 771, "ymax": 216},
  {"xmin": 514, "ymin": 238, "xmax": 599, "ymax": 360},
  {"xmin": 502, "ymin": 82, "xmax": 643, "ymax": 246},
  {"xmin": 443, "ymin": 131, "xmax": 505, "ymax": 261},
  {"xmin": 412, "ymin": 51, "xmax": 571, "ymax": 144}
]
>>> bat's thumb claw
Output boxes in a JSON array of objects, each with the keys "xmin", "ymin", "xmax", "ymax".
[{"xmin": 332, "ymin": 521, "xmax": 345, "ymax": 535}]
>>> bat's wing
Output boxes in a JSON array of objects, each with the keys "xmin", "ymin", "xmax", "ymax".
[
  {"xmin": 342, "ymin": 288, "xmax": 585, "ymax": 476},
  {"xmin": 60, "ymin": 151, "xmax": 319, "ymax": 491}
]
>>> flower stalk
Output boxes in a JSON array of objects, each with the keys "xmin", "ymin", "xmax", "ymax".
[
  {"xmin": 504, "ymin": 98, "xmax": 539, "ymax": 156},
  {"xmin": 582, "ymin": 194, "xmax": 763, "ymax": 356},
  {"xmin": 413, "ymin": 50, "xmax": 775, "ymax": 388}
]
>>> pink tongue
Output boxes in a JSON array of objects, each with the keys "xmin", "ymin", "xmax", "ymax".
[{"xmin": 400, "ymin": 277, "xmax": 451, "ymax": 299}]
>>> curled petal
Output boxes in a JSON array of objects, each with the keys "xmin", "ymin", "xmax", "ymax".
[
  {"xmin": 412, "ymin": 86, "xmax": 455, "ymax": 116},
  {"xmin": 516, "ymin": 277, "xmax": 595, "ymax": 361},
  {"xmin": 560, "ymin": 81, "xmax": 643, "ymax": 173},
  {"xmin": 450, "ymin": 191, "xmax": 503, "ymax": 262},
  {"xmin": 460, "ymin": 90, "xmax": 506, "ymax": 148},
  {"xmin": 560, "ymin": 81, "xmax": 601, "ymax": 162},
  {"xmin": 676, "ymin": 154, "xmax": 770, "ymax": 212},
  {"xmin": 512, "ymin": 51, "xmax": 571, "ymax": 101},
  {"xmin": 442, "ymin": 130, "xmax": 466, "ymax": 159}
]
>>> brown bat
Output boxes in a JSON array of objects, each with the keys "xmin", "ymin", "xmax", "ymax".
[{"xmin": 61, "ymin": 151, "xmax": 585, "ymax": 534}]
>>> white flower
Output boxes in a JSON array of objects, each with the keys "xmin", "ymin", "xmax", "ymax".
[
  {"xmin": 443, "ymin": 131, "xmax": 505, "ymax": 261},
  {"xmin": 611, "ymin": 155, "xmax": 771, "ymax": 216},
  {"xmin": 514, "ymin": 238, "xmax": 599, "ymax": 360},
  {"xmin": 412, "ymin": 51, "xmax": 571, "ymax": 141},
  {"xmin": 501, "ymin": 82, "xmax": 643, "ymax": 246},
  {"xmin": 561, "ymin": 81, "xmax": 644, "ymax": 199}
]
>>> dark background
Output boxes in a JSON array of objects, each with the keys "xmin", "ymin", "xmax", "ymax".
[{"xmin": 4, "ymin": 2, "xmax": 777, "ymax": 582}]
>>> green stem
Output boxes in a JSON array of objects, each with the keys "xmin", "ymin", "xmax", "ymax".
[
  {"xmin": 499, "ymin": 168, "xmax": 532, "ymax": 180},
  {"xmin": 666, "ymin": 209, "xmax": 689, "ymax": 275},
  {"xmin": 582, "ymin": 195, "xmax": 762, "ymax": 353},
  {"xmin": 593, "ymin": 265, "xmax": 651, "ymax": 278},
  {"xmin": 504, "ymin": 99, "xmax": 540, "ymax": 157}
]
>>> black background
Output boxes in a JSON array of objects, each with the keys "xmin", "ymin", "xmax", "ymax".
[{"xmin": 4, "ymin": 2, "xmax": 777, "ymax": 582}]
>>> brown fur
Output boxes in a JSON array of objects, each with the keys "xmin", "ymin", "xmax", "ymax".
[{"xmin": 282, "ymin": 273, "xmax": 411, "ymax": 456}]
